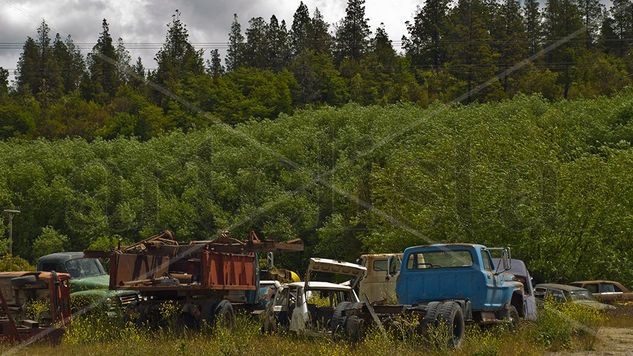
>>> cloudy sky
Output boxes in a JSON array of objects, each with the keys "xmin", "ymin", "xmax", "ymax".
[{"xmin": 0, "ymin": 0, "xmax": 422, "ymax": 80}]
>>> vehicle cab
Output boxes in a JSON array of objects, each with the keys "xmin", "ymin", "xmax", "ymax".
[{"xmin": 36, "ymin": 252, "xmax": 139, "ymax": 309}]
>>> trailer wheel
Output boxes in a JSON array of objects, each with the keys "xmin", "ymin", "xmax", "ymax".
[
  {"xmin": 215, "ymin": 300, "xmax": 236, "ymax": 329},
  {"xmin": 437, "ymin": 302, "xmax": 465, "ymax": 349}
]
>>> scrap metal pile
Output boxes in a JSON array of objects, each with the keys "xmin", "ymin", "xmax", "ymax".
[{"xmin": 86, "ymin": 230, "xmax": 303, "ymax": 293}]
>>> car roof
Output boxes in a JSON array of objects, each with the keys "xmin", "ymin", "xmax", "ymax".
[
  {"xmin": 535, "ymin": 283, "xmax": 587, "ymax": 292},
  {"xmin": 360, "ymin": 253, "xmax": 403, "ymax": 258},
  {"xmin": 37, "ymin": 252, "xmax": 85, "ymax": 263},
  {"xmin": 285, "ymin": 281, "xmax": 352, "ymax": 291},
  {"xmin": 572, "ymin": 280, "xmax": 620, "ymax": 285},
  {"xmin": 405, "ymin": 243, "xmax": 485, "ymax": 251}
]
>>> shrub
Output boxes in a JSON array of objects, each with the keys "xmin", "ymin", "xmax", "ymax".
[
  {"xmin": 0, "ymin": 254, "xmax": 34, "ymax": 271},
  {"xmin": 33, "ymin": 226, "xmax": 68, "ymax": 258},
  {"xmin": 534, "ymin": 300, "xmax": 604, "ymax": 351}
]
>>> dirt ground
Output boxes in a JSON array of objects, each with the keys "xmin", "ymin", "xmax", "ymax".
[{"xmin": 552, "ymin": 327, "xmax": 633, "ymax": 356}]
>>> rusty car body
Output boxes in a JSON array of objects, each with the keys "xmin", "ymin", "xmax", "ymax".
[
  {"xmin": 570, "ymin": 280, "xmax": 633, "ymax": 304},
  {"xmin": 0, "ymin": 271, "xmax": 71, "ymax": 343}
]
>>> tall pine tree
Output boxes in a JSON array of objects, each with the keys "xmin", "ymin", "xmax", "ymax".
[
  {"xmin": 87, "ymin": 19, "xmax": 120, "ymax": 100},
  {"xmin": 291, "ymin": 2, "xmax": 311, "ymax": 56},
  {"xmin": 208, "ymin": 49, "xmax": 224, "ymax": 77},
  {"xmin": 154, "ymin": 10, "xmax": 205, "ymax": 85},
  {"xmin": 493, "ymin": 0, "xmax": 529, "ymax": 93},
  {"xmin": 268, "ymin": 16, "xmax": 291, "ymax": 71},
  {"xmin": 543, "ymin": 0, "xmax": 584, "ymax": 97},
  {"xmin": 334, "ymin": 0, "xmax": 371, "ymax": 63},
  {"xmin": 577, "ymin": 0, "xmax": 605, "ymax": 48},
  {"xmin": 244, "ymin": 17, "xmax": 270, "ymax": 68},
  {"xmin": 309, "ymin": 8, "xmax": 333, "ymax": 54},
  {"xmin": 524, "ymin": 0, "xmax": 543, "ymax": 56},
  {"xmin": 226, "ymin": 14, "xmax": 246, "ymax": 71},
  {"xmin": 446, "ymin": 0, "xmax": 502, "ymax": 101},
  {"xmin": 404, "ymin": 0, "xmax": 449, "ymax": 68}
]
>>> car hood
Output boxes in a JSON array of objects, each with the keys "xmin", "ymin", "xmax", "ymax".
[
  {"xmin": 70, "ymin": 274, "xmax": 110, "ymax": 292},
  {"xmin": 573, "ymin": 299, "xmax": 616, "ymax": 310}
]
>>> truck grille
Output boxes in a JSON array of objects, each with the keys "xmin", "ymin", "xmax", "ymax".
[{"xmin": 118, "ymin": 294, "xmax": 139, "ymax": 306}]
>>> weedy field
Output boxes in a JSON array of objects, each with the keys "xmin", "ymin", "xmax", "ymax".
[{"xmin": 1, "ymin": 301, "xmax": 627, "ymax": 356}]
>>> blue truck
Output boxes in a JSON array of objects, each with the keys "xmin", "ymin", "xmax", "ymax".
[{"xmin": 332, "ymin": 244, "xmax": 525, "ymax": 347}]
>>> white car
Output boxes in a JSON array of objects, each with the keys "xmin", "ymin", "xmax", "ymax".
[{"xmin": 262, "ymin": 258, "xmax": 365, "ymax": 333}]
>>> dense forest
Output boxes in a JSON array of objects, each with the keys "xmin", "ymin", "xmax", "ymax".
[
  {"xmin": 2, "ymin": 93, "xmax": 633, "ymax": 285},
  {"xmin": 1, "ymin": 0, "xmax": 633, "ymax": 140}
]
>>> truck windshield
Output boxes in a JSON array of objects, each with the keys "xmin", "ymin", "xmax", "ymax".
[
  {"xmin": 568, "ymin": 290, "xmax": 594, "ymax": 301},
  {"xmin": 407, "ymin": 250, "xmax": 473, "ymax": 269},
  {"xmin": 65, "ymin": 258, "xmax": 106, "ymax": 278}
]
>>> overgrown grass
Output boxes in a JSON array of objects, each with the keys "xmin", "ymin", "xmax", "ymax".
[{"xmin": 1, "ymin": 301, "xmax": 626, "ymax": 356}]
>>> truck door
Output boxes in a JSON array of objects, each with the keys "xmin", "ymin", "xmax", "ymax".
[{"xmin": 482, "ymin": 250, "xmax": 506, "ymax": 308}]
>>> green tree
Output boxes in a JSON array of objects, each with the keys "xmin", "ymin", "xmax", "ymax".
[
  {"xmin": 524, "ymin": 0, "xmax": 543, "ymax": 56},
  {"xmin": 0, "ymin": 67, "xmax": 8, "ymax": 96},
  {"xmin": 291, "ymin": 2, "xmax": 312, "ymax": 56},
  {"xmin": 115, "ymin": 38, "xmax": 132, "ymax": 84},
  {"xmin": 33, "ymin": 226, "xmax": 69, "ymax": 258},
  {"xmin": 268, "ymin": 16, "xmax": 291, "ymax": 71},
  {"xmin": 129, "ymin": 56, "xmax": 146, "ymax": 89},
  {"xmin": 577, "ymin": 0, "xmax": 605, "ymax": 48},
  {"xmin": 600, "ymin": 16, "xmax": 620, "ymax": 56},
  {"xmin": 0, "ymin": 100, "xmax": 36, "ymax": 139},
  {"xmin": 86, "ymin": 19, "xmax": 120, "ymax": 101},
  {"xmin": 309, "ymin": 8, "xmax": 333, "ymax": 54},
  {"xmin": 54, "ymin": 34, "xmax": 85, "ymax": 94},
  {"xmin": 208, "ymin": 49, "xmax": 224, "ymax": 77},
  {"xmin": 153, "ymin": 10, "xmax": 205, "ymax": 86},
  {"xmin": 446, "ymin": 0, "xmax": 502, "ymax": 102},
  {"xmin": 244, "ymin": 17, "xmax": 270, "ymax": 68},
  {"xmin": 543, "ymin": 0, "xmax": 584, "ymax": 97},
  {"xmin": 404, "ymin": 0, "xmax": 449, "ymax": 68},
  {"xmin": 226, "ymin": 14, "xmax": 246, "ymax": 71},
  {"xmin": 611, "ymin": 0, "xmax": 633, "ymax": 56},
  {"xmin": 493, "ymin": 0, "xmax": 529, "ymax": 94},
  {"xmin": 290, "ymin": 50, "xmax": 348, "ymax": 105},
  {"xmin": 334, "ymin": 0, "xmax": 371, "ymax": 63}
]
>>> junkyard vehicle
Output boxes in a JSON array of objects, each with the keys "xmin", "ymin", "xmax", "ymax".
[
  {"xmin": 262, "ymin": 258, "xmax": 364, "ymax": 334},
  {"xmin": 0, "ymin": 271, "xmax": 71, "ymax": 343},
  {"xmin": 37, "ymin": 252, "xmax": 140, "ymax": 311},
  {"xmin": 493, "ymin": 258, "xmax": 538, "ymax": 321},
  {"xmin": 334, "ymin": 244, "xmax": 525, "ymax": 348},
  {"xmin": 569, "ymin": 280, "xmax": 633, "ymax": 304},
  {"xmin": 87, "ymin": 230, "xmax": 303, "ymax": 328},
  {"xmin": 358, "ymin": 253, "xmax": 402, "ymax": 304},
  {"xmin": 534, "ymin": 283, "xmax": 616, "ymax": 310}
]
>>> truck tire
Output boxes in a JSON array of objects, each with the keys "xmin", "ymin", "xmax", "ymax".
[
  {"xmin": 345, "ymin": 315, "xmax": 365, "ymax": 343},
  {"xmin": 437, "ymin": 302, "xmax": 465, "ymax": 349},
  {"xmin": 214, "ymin": 300, "xmax": 236, "ymax": 329},
  {"xmin": 421, "ymin": 301, "xmax": 442, "ymax": 328},
  {"xmin": 499, "ymin": 305, "xmax": 520, "ymax": 330}
]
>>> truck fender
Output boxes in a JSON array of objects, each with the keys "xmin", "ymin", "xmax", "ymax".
[{"xmin": 510, "ymin": 290, "xmax": 526, "ymax": 318}]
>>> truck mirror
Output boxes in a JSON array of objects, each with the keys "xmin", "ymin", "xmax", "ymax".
[
  {"xmin": 502, "ymin": 249, "xmax": 512, "ymax": 271},
  {"xmin": 266, "ymin": 252, "xmax": 274, "ymax": 270}
]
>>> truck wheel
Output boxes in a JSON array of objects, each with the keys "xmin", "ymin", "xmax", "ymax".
[
  {"xmin": 437, "ymin": 302, "xmax": 465, "ymax": 349},
  {"xmin": 421, "ymin": 301, "xmax": 442, "ymax": 328},
  {"xmin": 214, "ymin": 300, "xmax": 236, "ymax": 330},
  {"xmin": 500, "ymin": 305, "xmax": 519, "ymax": 330},
  {"xmin": 345, "ymin": 315, "xmax": 365, "ymax": 343}
]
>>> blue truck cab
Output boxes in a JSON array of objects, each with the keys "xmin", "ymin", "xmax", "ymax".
[{"xmin": 395, "ymin": 244, "xmax": 526, "ymax": 323}]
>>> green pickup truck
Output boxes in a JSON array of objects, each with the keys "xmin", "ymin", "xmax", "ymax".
[{"xmin": 36, "ymin": 252, "xmax": 139, "ymax": 311}]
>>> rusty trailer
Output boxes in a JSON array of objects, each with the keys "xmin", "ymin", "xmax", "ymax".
[{"xmin": 86, "ymin": 230, "xmax": 303, "ymax": 328}]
